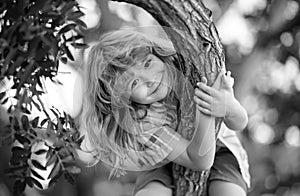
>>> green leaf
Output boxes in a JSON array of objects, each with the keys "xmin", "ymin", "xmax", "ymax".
[
  {"xmin": 63, "ymin": 44, "xmax": 74, "ymax": 61},
  {"xmin": 71, "ymin": 43, "xmax": 89, "ymax": 49},
  {"xmin": 48, "ymin": 172, "xmax": 62, "ymax": 188},
  {"xmin": 11, "ymin": 116, "xmax": 20, "ymax": 131},
  {"xmin": 61, "ymin": 1, "xmax": 78, "ymax": 15},
  {"xmin": 66, "ymin": 10, "xmax": 84, "ymax": 21},
  {"xmin": 40, "ymin": 118, "xmax": 48, "ymax": 127},
  {"xmin": 76, "ymin": 135, "xmax": 85, "ymax": 146},
  {"xmin": 30, "ymin": 117, "xmax": 39, "ymax": 128},
  {"xmin": 31, "ymin": 169, "xmax": 45, "ymax": 180},
  {"xmin": 1, "ymin": 97, "xmax": 8, "ymax": 104},
  {"xmin": 0, "ymin": 91, "xmax": 6, "ymax": 101},
  {"xmin": 25, "ymin": 177, "xmax": 34, "ymax": 188},
  {"xmin": 31, "ymin": 160, "xmax": 46, "ymax": 171},
  {"xmin": 21, "ymin": 115, "xmax": 30, "ymax": 131},
  {"xmin": 46, "ymin": 153, "xmax": 57, "ymax": 167},
  {"xmin": 66, "ymin": 34, "xmax": 83, "ymax": 42},
  {"xmin": 12, "ymin": 146, "xmax": 28, "ymax": 157},
  {"xmin": 58, "ymin": 23, "xmax": 76, "ymax": 35},
  {"xmin": 13, "ymin": 180, "xmax": 26, "ymax": 196},
  {"xmin": 4, "ymin": 165, "xmax": 27, "ymax": 174},
  {"xmin": 15, "ymin": 134, "xmax": 30, "ymax": 145},
  {"xmin": 34, "ymin": 149, "xmax": 47, "ymax": 155},
  {"xmin": 30, "ymin": 177, "xmax": 43, "ymax": 189},
  {"xmin": 74, "ymin": 19, "xmax": 87, "ymax": 29},
  {"xmin": 60, "ymin": 57, "xmax": 68, "ymax": 64},
  {"xmin": 28, "ymin": 0, "xmax": 47, "ymax": 14},
  {"xmin": 48, "ymin": 161, "xmax": 60, "ymax": 179}
]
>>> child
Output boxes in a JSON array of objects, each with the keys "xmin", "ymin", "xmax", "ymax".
[
  {"xmin": 79, "ymin": 30, "xmax": 250, "ymax": 196},
  {"xmin": 133, "ymin": 72, "xmax": 250, "ymax": 196}
]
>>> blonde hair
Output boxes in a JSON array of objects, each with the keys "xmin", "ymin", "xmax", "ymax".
[{"xmin": 79, "ymin": 30, "xmax": 177, "ymax": 175}]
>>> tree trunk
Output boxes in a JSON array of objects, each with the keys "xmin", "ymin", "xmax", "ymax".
[{"xmin": 112, "ymin": 0, "xmax": 225, "ymax": 195}]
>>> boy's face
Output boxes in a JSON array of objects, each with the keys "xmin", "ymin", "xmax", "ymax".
[{"xmin": 117, "ymin": 54, "xmax": 171, "ymax": 104}]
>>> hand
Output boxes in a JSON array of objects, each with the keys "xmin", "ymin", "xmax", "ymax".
[{"xmin": 193, "ymin": 71, "xmax": 237, "ymax": 117}]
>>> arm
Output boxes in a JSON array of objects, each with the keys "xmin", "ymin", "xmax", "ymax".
[
  {"xmin": 195, "ymin": 71, "xmax": 248, "ymax": 131},
  {"xmin": 167, "ymin": 91, "xmax": 216, "ymax": 171}
]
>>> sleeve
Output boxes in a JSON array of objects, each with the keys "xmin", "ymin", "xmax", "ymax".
[{"xmin": 121, "ymin": 120, "xmax": 184, "ymax": 172}]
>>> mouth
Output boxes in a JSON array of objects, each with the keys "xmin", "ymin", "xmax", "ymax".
[{"xmin": 150, "ymin": 72, "xmax": 164, "ymax": 95}]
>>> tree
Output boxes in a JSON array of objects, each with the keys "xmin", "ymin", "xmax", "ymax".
[
  {"xmin": 0, "ymin": 0, "xmax": 87, "ymax": 195},
  {"xmin": 112, "ymin": 0, "xmax": 225, "ymax": 195},
  {"xmin": 0, "ymin": 0, "xmax": 224, "ymax": 195}
]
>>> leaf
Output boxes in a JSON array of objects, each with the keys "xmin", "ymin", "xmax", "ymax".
[
  {"xmin": 31, "ymin": 99, "xmax": 41, "ymax": 112},
  {"xmin": 21, "ymin": 115, "xmax": 30, "ymax": 131},
  {"xmin": 64, "ymin": 173, "xmax": 76, "ymax": 185},
  {"xmin": 30, "ymin": 117, "xmax": 39, "ymax": 128},
  {"xmin": 61, "ymin": 1, "xmax": 78, "ymax": 14},
  {"xmin": 63, "ymin": 44, "xmax": 74, "ymax": 61},
  {"xmin": 46, "ymin": 148, "xmax": 54, "ymax": 159},
  {"xmin": 66, "ymin": 34, "xmax": 83, "ymax": 42},
  {"xmin": 1, "ymin": 97, "xmax": 8, "ymax": 104},
  {"xmin": 48, "ymin": 161, "xmax": 60, "ymax": 179},
  {"xmin": 60, "ymin": 57, "xmax": 68, "ymax": 64},
  {"xmin": 76, "ymin": 135, "xmax": 85, "ymax": 146},
  {"xmin": 31, "ymin": 160, "xmax": 46, "ymax": 171},
  {"xmin": 48, "ymin": 172, "xmax": 62, "ymax": 188},
  {"xmin": 40, "ymin": 118, "xmax": 48, "ymax": 127},
  {"xmin": 28, "ymin": 0, "xmax": 47, "ymax": 14},
  {"xmin": 70, "ymin": 43, "xmax": 89, "ymax": 49},
  {"xmin": 11, "ymin": 116, "xmax": 20, "ymax": 131},
  {"xmin": 31, "ymin": 169, "xmax": 45, "ymax": 180},
  {"xmin": 66, "ymin": 10, "xmax": 84, "ymax": 21},
  {"xmin": 25, "ymin": 177, "xmax": 34, "ymax": 187},
  {"xmin": 34, "ymin": 149, "xmax": 47, "ymax": 155},
  {"xmin": 46, "ymin": 153, "xmax": 57, "ymax": 167},
  {"xmin": 4, "ymin": 165, "xmax": 27, "ymax": 174},
  {"xmin": 74, "ymin": 19, "xmax": 87, "ymax": 29},
  {"xmin": 30, "ymin": 177, "xmax": 43, "ymax": 189},
  {"xmin": 0, "ymin": 91, "xmax": 6, "ymax": 101},
  {"xmin": 13, "ymin": 180, "xmax": 26, "ymax": 196},
  {"xmin": 15, "ymin": 134, "xmax": 30, "ymax": 145},
  {"xmin": 58, "ymin": 23, "xmax": 76, "ymax": 35},
  {"xmin": 12, "ymin": 146, "xmax": 28, "ymax": 157}
]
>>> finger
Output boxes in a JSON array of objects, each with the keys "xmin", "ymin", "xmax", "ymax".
[
  {"xmin": 201, "ymin": 77, "xmax": 208, "ymax": 84},
  {"xmin": 226, "ymin": 71, "xmax": 231, "ymax": 77},
  {"xmin": 194, "ymin": 88, "xmax": 213, "ymax": 103},
  {"xmin": 193, "ymin": 96, "xmax": 211, "ymax": 109},
  {"xmin": 196, "ymin": 105, "xmax": 211, "ymax": 115},
  {"xmin": 197, "ymin": 83, "xmax": 217, "ymax": 96}
]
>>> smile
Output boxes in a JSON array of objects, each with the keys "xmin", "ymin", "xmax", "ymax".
[{"xmin": 149, "ymin": 72, "xmax": 164, "ymax": 95}]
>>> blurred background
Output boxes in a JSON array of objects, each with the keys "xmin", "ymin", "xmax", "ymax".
[{"xmin": 1, "ymin": 0, "xmax": 300, "ymax": 195}]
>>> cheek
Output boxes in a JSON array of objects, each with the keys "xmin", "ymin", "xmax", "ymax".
[{"xmin": 130, "ymin": 87, "xmax": 148, "ymax": 101}]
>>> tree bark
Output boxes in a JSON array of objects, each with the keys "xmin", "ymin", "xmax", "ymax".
[{"xmin": 111, "ymin": 0, "xmax": 225, "ymax": 195}]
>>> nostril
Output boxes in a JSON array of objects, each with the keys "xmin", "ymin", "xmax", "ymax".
[{"xmin": 146, "ymin": 81, "xmax": 152, "ymax": 88}]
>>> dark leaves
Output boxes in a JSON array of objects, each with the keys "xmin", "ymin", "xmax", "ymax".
[
  {"xmin": 31, "ymin": 169, "xmax": 45, "ymax": 180},
  {"xmin": 2, "ymin": 1, "xmax": 87, "ymax": 194},
  {"xmin": 31, "ymin": 160, "xmax": 46, "ymax": 171},
  {"xmin": 13, "ymin": 180, "xmax": 26, "ymax": 196}
]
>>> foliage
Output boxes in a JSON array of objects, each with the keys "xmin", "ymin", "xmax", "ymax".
[{"xmin": 0, "ymin": 0, "xmax": 88, "ymax": 195}]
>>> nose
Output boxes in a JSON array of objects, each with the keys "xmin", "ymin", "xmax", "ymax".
[
  {"xmin": 146, "ymin": 81, "xmax": 153, "ymax": 88},
  {"xmin": 138, "ymin": 70, "xmax": 154, "ymax": 85}
]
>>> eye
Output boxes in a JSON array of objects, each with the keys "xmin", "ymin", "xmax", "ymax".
[
  {"xmin": 144, "ymin": 58, "xmax": 151, "ymax": 68},
  {"xmin": 131, "ymin": 79, "xmax": 139, "ymax": 89}
]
